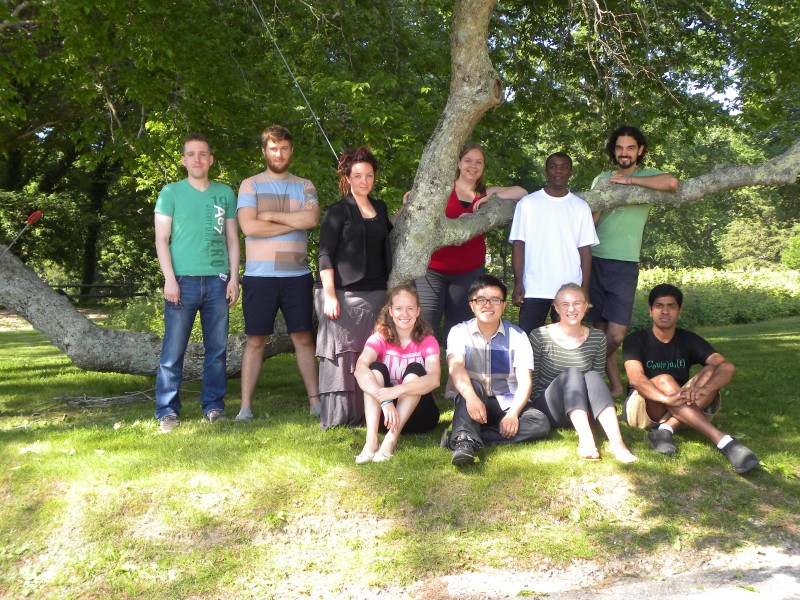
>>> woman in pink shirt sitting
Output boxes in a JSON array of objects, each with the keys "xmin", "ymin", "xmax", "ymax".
[{"xmin": 354, "ymin": 284, "xmax": 441, "ymax": 463}]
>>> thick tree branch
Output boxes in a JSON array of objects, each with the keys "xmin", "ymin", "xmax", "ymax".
[
  {"xmin": 0, "ymin": 249, "xmax": 292, "ymax": 377},
  {"xmin": 582, "ymin": 139, "xmax": 800, "ymax": 210},
  {"xmin": 389, "ymin": 0, "xmax": 502, "ymax": 285}
]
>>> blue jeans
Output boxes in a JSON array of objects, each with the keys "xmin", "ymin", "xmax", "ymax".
[{"xmin": 155, "ymin": 275, "xmax": 229, "ymax": 419}]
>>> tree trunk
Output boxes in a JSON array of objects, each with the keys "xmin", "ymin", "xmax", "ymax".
[
  {"xmin": 0, "ymin": 248, "xmax": 293, "ymax": 377},
  {"xmin": 389, "ymin": 0, "xmax": 503, "ymax": 285},
  {"xmin": 1, "ymin": 0, "xmax": 799, "ymax": 376}
]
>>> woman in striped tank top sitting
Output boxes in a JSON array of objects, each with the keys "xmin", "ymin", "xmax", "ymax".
[{"xmin": 528, "ymin": 283, "xmax": 637, "ymax": 463}]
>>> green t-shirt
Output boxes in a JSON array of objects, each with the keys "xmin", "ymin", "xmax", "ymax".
[
  {"xmin": 590, "ymin": 167, "xmax": 662, "ymax": 262},
  {"xmin": 154, "ymin": 179, "xmax": 237, "ymax": 276}
]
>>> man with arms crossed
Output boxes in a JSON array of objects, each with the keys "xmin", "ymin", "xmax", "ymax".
[
  {"xmin": 440, "ymin": 274, "xmax": 550, "ymax": 466},
  {"xmin": 622, "ymin": 284, "xmax": 759, "ymax": 474},
  {"xmin": 236, "ymin": 125, "xmax": 321, "ymax": 420},
  {"xmin": 510, "ymin": 152, "xmax": 598, "ymax": 333},
  {"xmin": 589, "ymin": 126, "xmax": 679, "ymax": 396},
  {"xmin": 154, "ymin": 133, "xmax": 240, "ymax": 432}
]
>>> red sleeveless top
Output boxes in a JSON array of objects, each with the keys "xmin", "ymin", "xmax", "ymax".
[{"xmin": 427, "ymin": 185, "xmax": 486, "ymax": 274}]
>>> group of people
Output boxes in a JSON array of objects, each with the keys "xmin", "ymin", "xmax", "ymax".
[{"xmin": 152, "ymin": 124, "xmax": 760, "ymax": 475}]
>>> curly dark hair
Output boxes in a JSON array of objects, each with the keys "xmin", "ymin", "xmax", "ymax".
[
  {"xmin": 337, "ymin": 146, "xmax": 379, "ymax": 197},
  {"xmin": 374, "ymin": 283, "xmax": 433, "ymax": 346},
  {"xmin": 606, "ymin": 125, "xmax": 648, "ymax": 166}
]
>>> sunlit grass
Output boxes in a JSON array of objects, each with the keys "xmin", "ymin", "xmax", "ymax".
[{"xmin": 0, "ymin": 318, "xmax": 798, "ymax": 598}]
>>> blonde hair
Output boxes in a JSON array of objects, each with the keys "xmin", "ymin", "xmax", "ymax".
[{"xmin": 553, "ymin": 283, "xmax": 589, "ymax": 305}]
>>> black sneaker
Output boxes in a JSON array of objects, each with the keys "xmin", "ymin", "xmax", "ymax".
[
  {"xmin": 440, "ymin": 429, "xmax": 452, "ymax": 449},
  {"xmin": 647, "ymin": 428, "xmax": 676, "ymax": 455},
  {"xmin": 451, "ymin": 437, "xmax": 477, "ymax": 466},
  {"xmin": 720, "ymin": 439, "xmax": 760, "ymax": 474},
  {"xmin": 159, "ymin": 413, "xmax": 179, "ymax": 433},
  {"xmin": 205, "ymin": 409, "xmax": 227, "ymax": 423}
]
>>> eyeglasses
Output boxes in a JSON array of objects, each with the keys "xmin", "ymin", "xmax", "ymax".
[
  {"xmin": 470, "ymin": 297, "xmax": 504, "ymax": 306},
  {"xmin": 557, "ymin": 301, "xmax": 587, "ymax": 310}
]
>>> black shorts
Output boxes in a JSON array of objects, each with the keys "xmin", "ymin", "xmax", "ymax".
[
  {"xmin": 587, "ymin": 257, "xmax": 639, "ymax": 327},
  {"xmin": 242, "ymin": 273, "xmax": 313, "ymax": 335}
]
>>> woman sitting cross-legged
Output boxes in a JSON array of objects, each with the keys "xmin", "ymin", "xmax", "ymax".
[
  {"xmin": 353, "ymin": 284, "xmax": 441, "ymax": 463},
  {"xmin": 529, "ymin": 283, "xmax": 637, "ymax": 463}
]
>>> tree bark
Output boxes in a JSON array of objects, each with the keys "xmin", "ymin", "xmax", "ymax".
[
  {"xmin": 1, "ymin": 0, "xmax": 799, "ymax": 377},
  {"xmin": 0, "ymin": 248, "xmax": 293, "ymax": 377}
]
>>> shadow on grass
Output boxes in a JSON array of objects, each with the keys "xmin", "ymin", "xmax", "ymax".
[{"xmin": 1, "ymin": 320, "xmax": 799, "ymax": 596}]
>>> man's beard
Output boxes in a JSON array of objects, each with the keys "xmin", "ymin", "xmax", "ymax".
[
  {"xmin": 615, "ymin": 156, "xmax": 635, "ymax": 168},
  {"xmin": 267, "ymin": 156, "xmax": 292, "ymax": 174}
]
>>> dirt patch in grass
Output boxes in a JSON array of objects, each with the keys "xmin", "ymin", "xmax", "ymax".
[{"xmin": 0, "ymin": 309, "xmax": 108, "ymax": 331}]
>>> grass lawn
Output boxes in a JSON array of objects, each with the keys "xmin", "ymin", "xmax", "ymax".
[{"xmin": 1, "ymin": 317, "xmax": 798, "ymax": 598}]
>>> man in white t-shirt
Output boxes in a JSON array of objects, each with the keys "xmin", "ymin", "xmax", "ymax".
[{"xmin": 509, "ymin": 153, "xmax": 598, "ymax": 334}]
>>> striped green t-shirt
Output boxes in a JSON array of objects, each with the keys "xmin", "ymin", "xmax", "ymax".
[{"xmin": 529, "ymin": 326, "xmax": 607, "ymax": 400}]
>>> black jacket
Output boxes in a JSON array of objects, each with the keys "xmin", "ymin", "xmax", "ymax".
[{"xmin": 317, "ymin": 194, "xmax": 393, "ymax": 288}]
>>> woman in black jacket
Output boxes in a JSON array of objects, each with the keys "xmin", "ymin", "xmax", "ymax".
[{"xmin": 315, "ymin": 147, "xmax": 393, "ymax": 429}]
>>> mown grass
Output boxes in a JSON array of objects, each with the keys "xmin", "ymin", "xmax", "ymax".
[{"xmin": 0, "ymin": 317, "xmax": 798, "ymax": 598}]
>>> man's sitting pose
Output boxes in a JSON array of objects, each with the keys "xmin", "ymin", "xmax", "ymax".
[
  {"xmin": 622, "ymin": 283, "xmax": 759, "ymax": 474},
  {"xmin": 441, "ymin": 274, "xmax": 550, "ymax": 466}
]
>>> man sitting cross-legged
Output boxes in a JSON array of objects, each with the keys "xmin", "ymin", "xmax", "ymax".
[
  {"xmin": 440, "ymin": 274, "xmax": 550, "ymax": 466},
  {"xmin": 622, "ymin": 283, "xmax": 759, "ymax": 474}
]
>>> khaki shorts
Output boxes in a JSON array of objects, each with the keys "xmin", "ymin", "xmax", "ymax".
[{"xmin": 623, "ymin": 375, "xmax": 722, "ymax": 429}]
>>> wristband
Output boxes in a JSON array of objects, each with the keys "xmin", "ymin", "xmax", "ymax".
[{"xmin": 380, "ymin": 399, "xmax": 393, "ymax": 407}]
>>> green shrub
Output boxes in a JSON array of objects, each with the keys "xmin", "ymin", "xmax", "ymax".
[
  {"xmin": 782, "ymin": 236, "xmax": 800, "ymax": 270},
  {"xmin": 630, "ymin": 268, "xmax": 800, "ymax": 330},
  {"xmin": 104, "ymin": 268, "xmax": 800, "ymax": 337},
  {"xmin": 105, "ymin": 296, "xmax": 245, "ymax": 341}
]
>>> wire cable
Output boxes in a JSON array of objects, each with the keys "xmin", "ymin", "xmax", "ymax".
[{"xmin": 247, "ymin": 0, "xmax": 339, "ymax": 162}]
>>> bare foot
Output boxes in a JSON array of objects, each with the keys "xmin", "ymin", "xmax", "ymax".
[
  {"xmin": 577, "ymin": 444, "xmax": 601, "ymax": 461},
  {"xmin": 608, "ymin": 442, "xmax": 637, "ymax": 464}
]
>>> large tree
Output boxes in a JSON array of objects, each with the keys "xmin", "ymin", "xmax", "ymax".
[{"xmin": 1, "ymin": 0, "xmax": 798, "ymax": 375}]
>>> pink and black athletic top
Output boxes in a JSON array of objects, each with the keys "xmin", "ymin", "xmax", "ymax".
[{"xmin": 364, "ymin": 333, "xmax": 440, "ymax": 385}]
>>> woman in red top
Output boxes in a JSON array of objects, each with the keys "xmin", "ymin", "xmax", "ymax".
[{"xmin": 417, "ymin": 143, "xmax": 528, "ymax": 341}]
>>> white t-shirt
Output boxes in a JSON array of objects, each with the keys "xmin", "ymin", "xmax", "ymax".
[{"xmin": 508, "ymin": 189, "xmax": 598, "ymax": 298}]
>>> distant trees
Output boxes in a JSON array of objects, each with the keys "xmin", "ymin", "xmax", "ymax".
[{"xmin": 1, "ymin": 0, "xmax": 798, "ymax": 375}]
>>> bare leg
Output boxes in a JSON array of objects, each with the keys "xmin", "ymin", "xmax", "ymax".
[
  {"xmin": 290, "ymin": 331, "xmax": 320, "ymax": 411},
  {"xmin": 240, "ymin": 335, "xmax": 268, "ymax": 410},
  {"xmin": 361, "ymin": 368, "xmax": 384, "ymax": 455},
  {"xmin": 596, "ymin": 405, "xmax": 637, "ymax": 463},
  {"xmin": 378, "ymin": 372, "xmax": 422, "ymax": 457},
  {"xmin": 650, "ymin": 374, "xmax": 725, "ymax": 444},
  {"xmin": 596, "ymin": 321, "xmax": 627, "ymax": 397},
  {"xmin": 568, "ymin": 409, "xmax": 600, "ymax": 459}
]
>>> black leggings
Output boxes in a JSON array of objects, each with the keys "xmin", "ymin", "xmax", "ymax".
[
  {"xmin": 534, "ymin": 368, "xmax": 613, "ymax": 430},
  {"xmin": 369, "ymin": 361, "xmax": 440, "ymax": 433}
]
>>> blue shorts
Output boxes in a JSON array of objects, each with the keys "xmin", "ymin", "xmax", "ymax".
[
  {"xmin": 587, "ymin": 257, "xmax": 639, "ymax": 327},
  {"xmin": 242, "ymin": 273, "xmax": 313, "ymax": 335}
]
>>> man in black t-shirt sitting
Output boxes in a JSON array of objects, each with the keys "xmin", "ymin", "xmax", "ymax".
[{"xmin": 621, "ymin": 284, "xmax": 759, "ymax": 474}]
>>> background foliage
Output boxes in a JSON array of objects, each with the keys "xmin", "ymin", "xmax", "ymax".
[{"xmin": 1, "ymin": 0, "xmax": 799, "ymax": 294}]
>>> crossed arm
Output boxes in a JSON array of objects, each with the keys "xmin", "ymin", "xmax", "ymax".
[
  {"xmin": 355, "ymin": 349, "xmax": 441, "ymax": 432},
  {"xmin": 237, "ymin": 202, "xmax": 320, "ymax": 238},
  {"xmin": 624, "ymin": 352, "xmax": 735, "ymax": 408},
  {"xmin": 593, "ymin": 171, "xmax": 679, "ymax": 223},
  {"xmin": 609, "ymin": 171, "xmax": 679, "ymax": 190}
]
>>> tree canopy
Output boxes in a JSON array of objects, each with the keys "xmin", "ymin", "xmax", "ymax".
[{"xmin": 1, "ymin": 0, "xmax": 799, "ymax": 374}]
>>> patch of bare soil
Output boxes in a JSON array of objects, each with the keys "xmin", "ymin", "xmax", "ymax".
[{"xmin": 0, "ymin": 309, "xmax": 108, "ymax": 330}]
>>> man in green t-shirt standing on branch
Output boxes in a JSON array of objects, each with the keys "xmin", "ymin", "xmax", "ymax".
[
  {"xmin": 153, "ymin": 133, "xmax": 240, "ymax": 432},
  {"xmin": 588, "ymin": 126, "xmax": 679, "ymax": 397}
]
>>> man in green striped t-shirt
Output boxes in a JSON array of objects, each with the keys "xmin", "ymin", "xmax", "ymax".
[{"xmin": 587, "ymin": 126, "xmax": 679, "ymax": 398}]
